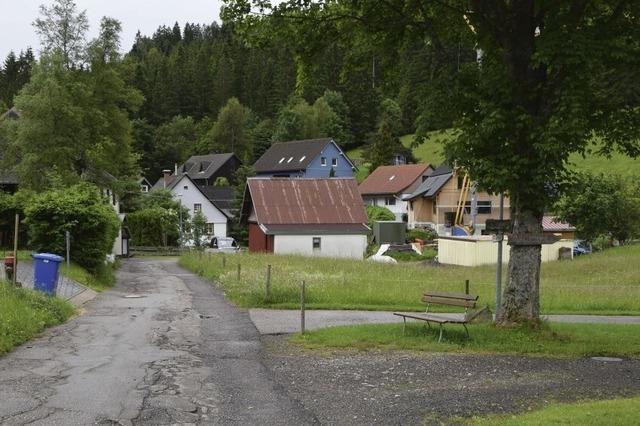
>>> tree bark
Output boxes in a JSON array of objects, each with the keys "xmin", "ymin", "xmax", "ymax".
[{"xmin": 497, "ymin": 204, "xmax": 543, "ymax": 325}]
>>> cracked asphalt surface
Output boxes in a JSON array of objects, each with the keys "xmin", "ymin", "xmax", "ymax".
[
  {"xmin": 0, "ymin": 258, "xmax": 315, "ymax": 425},
  {"xmin": 1, "ymin": 257, "xmax": 639, "ymax": 425}
]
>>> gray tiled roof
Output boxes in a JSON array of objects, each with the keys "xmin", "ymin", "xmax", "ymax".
[
  {"xmin": 403, "ymin": 164, "xmax": 453, "ymax": 200},
  {"xmin": 253, "ymin": 138, "xmax": 333, "ymax": 173}
]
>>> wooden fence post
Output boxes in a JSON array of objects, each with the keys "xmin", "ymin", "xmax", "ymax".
[
  {"xmin": 12, "ymin": 214, "xmax": 19, "ymax": 287},
  {"xmin": 300, "ymin": 280, "xmax": 306, "ymax": 334},
  {"xmin": 465, "ymin": 279, "xmax": 470, "ymax": 295},
  {"xmin": 265, "ymin": 264, "xmax": 271, "ymax": 301}
]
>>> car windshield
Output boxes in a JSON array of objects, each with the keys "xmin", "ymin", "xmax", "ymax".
[{"xmin": 218, "ymin": 238, "xmax": 235, "ymax": 248}]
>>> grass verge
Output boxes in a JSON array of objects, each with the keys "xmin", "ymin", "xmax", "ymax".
[
  {"xmin": 179, "ymin": 244, "xmax": 640, "ymax": 314},
  {"xmin": 59, "ymin": 261, "xmax": 116, "ymax": 292},
  {"xmin": 2, "ymin": 250, "xmax": 116, "ymax": 292},
  {"xmin": 468, "ymin": 396, "xmax": 640, "ymax": 425},
  {"xmin": 0, "ymin": 283, "xmax": 75, "ymax": 354},
  {"xmin": 290, "ymin": 322, "xmax": 640, "ymax": 358}
]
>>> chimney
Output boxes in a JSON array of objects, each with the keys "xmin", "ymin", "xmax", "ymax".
[{"xmin": 162, "ymin": 169, "xmax": 172, "ymax": 189}]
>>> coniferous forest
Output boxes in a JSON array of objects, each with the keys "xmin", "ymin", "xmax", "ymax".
[{"xmin": 0, "ymin": 15, "xmax": 471, "ymax": 184}]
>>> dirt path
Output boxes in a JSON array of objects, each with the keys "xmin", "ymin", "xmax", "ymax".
[{"xmin": 0, "ymin": 258, "xmax": 315, "ymax": 425}]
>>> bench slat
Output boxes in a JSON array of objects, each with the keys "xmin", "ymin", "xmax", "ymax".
[
  {"xmin": 423, "ymin": 291, "xmax": 478, "ymax": 301},
  {"xmin": 393, "ymin": 312, "xmax": 467, "ymax": 324},
  {"xmin": 422, "ymin": 295, "xmax": 477, "ymax": 308}
]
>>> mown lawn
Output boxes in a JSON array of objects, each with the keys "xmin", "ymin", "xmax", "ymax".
[
  {"xmin": 468, "ymin": 396, "xmax": 640, "ymax": 426},
  {"xmin": 290, "ymin": 322, "xmax": 640, "ymax": 358},
  {"xmin": 0, "ymin": 283, "xmax": 75, "ymax": 354},
  {"xmin": 179, "ymin": 243, "xmax": 640, "ymax": 314}
]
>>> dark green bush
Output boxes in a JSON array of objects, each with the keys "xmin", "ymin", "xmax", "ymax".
[
  {"xmin": 24, "ymin": 182, "xmax": 120, "ymax": 272},
  {"xmin": 408, "ymin": 227, "xmax": 438, "ymax": 242},
  {"xmin": 366, "ymin": 205, "xmax": 395, "ymax": 227}
]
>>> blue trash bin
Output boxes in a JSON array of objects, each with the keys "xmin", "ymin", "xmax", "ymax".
[{"xmin": 32, "ymin": 253, "xmax": 65, "ymax": 296}]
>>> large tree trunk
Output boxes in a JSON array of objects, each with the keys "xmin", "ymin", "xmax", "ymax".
[{"xmin": 497, "ymin": 205, "xmax": 543, "ymax": 325}]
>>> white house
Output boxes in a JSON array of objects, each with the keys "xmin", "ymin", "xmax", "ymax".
[
  {"xmin": 358, "ymin": 164, "xmax": 434, "ymax": 221},
  {"xmin": 242, "ymin": 178, "xmax": 370, "ymax": 259},
  {"xmin": 159, "ymin": 173, "xmax": 229, "ymax": 237}
]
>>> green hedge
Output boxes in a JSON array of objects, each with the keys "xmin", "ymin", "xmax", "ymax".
[{"xmin": 25, "ymin": 183, "xmax": 119, "ymax": 272}]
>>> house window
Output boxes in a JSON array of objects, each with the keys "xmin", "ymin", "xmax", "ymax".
[
  {"xmin": 312, "ymin": 237, "xmax": 321, "ymax": 252},
  {"xmin": 332, "ymin": 158, "xmax": 337, "ymax": 167},
  {"xmin": 183, "ymin": 185, "xmax": 188, "ymax": 190},
  {"xmin": 141, "ymin": 185, "xmax": 149, "ymax": 193},
  {"xmin": 385, "ymin": 197, "xmax": 396, "ymax": 206},
  {"xmin": 457, "ymin": 176, "xmax": 465, "ymax": 189},
  {"xmin": 464, "ymin": 201, "xmax": 492, "ymax": 214},
  {"xmin": 321, "ymin": 157, "xmax": 327, "ymax": 166},
  {"xmin": 194, "ymin": 203, "xmax": 202, "ymax": 213},
  {"xmin": 432, "ymin": 200, "xmax": 437, "ymax": 214},
  {"xmin": 206, "ymin": 223, "xmax": 214, "ymax": 235}
]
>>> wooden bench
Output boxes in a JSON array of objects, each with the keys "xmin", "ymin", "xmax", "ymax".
[{"xmin": 394, "ymin": 291, "xmax": 480, "ymax": 342}]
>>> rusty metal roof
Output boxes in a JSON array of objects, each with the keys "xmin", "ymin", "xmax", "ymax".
[
  {"xmin": 246, "ymin": 178, "xmax": 368, "ymax": 225},
  {"xmin": 359, "ymin": 164, "xmax": 432, "ymax": 195}
]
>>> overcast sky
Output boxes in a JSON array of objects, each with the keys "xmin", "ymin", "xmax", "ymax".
[{"xmin": 0, "ymin": 0, "xmax": 224, "ymax": 60}]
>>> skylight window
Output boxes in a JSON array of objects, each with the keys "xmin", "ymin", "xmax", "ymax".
[
  {"xmin": 279, "ymin": 157, "xmax": 285, "ymax": 163},
  {"xmin": 389, "ymin": 175, "xmax": 396, "ymax": 181},
  {"xmin": 299, "ymin": 155, "xmax": 306, "ymax": 162},
  {"xmin": 287, "ymin": 157, "xmax": 293, "ymax": 163}
]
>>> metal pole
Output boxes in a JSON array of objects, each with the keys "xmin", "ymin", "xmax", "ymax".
[
  {"xmin": 465, "ymin": 279, "xmax": 469, "ymax": 295},
  {"xmin": 300, "ymin": 280, "xmax": 306, "ymax": 334},
  {"xmin": 12, "ymin": 214, "xmax": 18, "ymax": 287},
  {"xmin": 236, "ymin": 263, "xmax": 241, "ymax": 281},
  {"xmin": 65, "ymin": 230, "xmax": 70, "ymax": 268},
  {"xmin": 495, "ymin": 193, "xmax": 505, "ymax": 320},
  {"xmin": 178, "ymin": 197, "xmax": 183, "ymax": 249}
]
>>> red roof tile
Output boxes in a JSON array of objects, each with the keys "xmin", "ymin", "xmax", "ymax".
[
  {"xmin": 359, "ymin": 164, "xmax": 431, "ymax": 195},
  {"xmin": 542, "ymin": 216, "xmax": 575, "ymax": 232},
  {"xmin": 247, "ymin": 178, "xmax": 368, "ymax": 225}
]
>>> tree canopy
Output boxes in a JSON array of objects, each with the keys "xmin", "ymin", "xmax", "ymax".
[{"xmin": 223, "ymin": 0, "xmax": 640, "ymax": 324}]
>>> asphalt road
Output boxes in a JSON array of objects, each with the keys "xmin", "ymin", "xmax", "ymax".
[{"xmin": 0, "ymin": 258, "xmax": 316, "ymax": 425}]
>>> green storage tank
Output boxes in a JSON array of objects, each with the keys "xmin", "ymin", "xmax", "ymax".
[{"xmin": 373, "ymin": 221, "xmax": 407, "ymax": 244}]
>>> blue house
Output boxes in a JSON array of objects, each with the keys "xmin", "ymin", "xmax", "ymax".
[{"xmin": 253, "ymin": 138, "xmax": 356, "ymax": 178}]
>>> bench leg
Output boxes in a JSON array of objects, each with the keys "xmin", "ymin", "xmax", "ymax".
[
  {"xmin": 463, "ymin": 323, "xmax": 469, "ymax": 339},
  {"xmin": 438, "ymin": 323, "xmax": 444, "ymax": 343}
]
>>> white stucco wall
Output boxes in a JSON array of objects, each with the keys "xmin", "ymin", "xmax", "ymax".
[
  {"xmin": 274, "ymin": 234, "xmax": 368, "ymax": 259},
  {"xmin": 170, "ymin": 175, "xmax": 228, "ymax": 237}
]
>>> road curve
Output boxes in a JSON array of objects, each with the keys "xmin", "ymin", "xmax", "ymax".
[{"xmin": 0, "ymin": 258, "xmax": 316, "ymax": 425}]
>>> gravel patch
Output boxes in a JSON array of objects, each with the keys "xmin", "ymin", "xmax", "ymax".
[{"xmin": 262, "ymin": 335, "xmax": 640, "ymax": 425}]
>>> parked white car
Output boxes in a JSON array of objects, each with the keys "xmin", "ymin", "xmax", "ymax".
[{"xmin": 205, "ymin": 237, "xmax": 240, "ymax": 253}]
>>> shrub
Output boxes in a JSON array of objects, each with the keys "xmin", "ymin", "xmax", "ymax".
[
  {"xmin": 366, "ymin": 205, "xmax": 395, "ymax": 227},
  {"xmin": 127, "ymin": 189, "xmax": 188, "ymax": 246},
  {"xmin": 408, "ymin": 227, "xmax": 438, "ymax": 242},
  {"xmin": 24, "ymin": 182, "xmax": 120, "ymax": 272}
]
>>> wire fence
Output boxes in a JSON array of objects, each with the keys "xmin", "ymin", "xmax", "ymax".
[{"xmin": 1, "ymin": 259, "xmax": 87, "ymax": 301}]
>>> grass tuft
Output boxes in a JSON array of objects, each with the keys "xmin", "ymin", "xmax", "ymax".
[
  {"xmin": 0, "ymin": 283, "xmax": 75, "ymax": 354},
  {"xmin": 468, "ymin": 396, "xmax": 640, "ymax": 425},
  {"xmin": 291, "ymin": 322, "xmax": 640, "ymax": 358}
]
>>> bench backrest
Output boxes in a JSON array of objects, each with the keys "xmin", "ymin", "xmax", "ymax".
[{"xmin": 422, "ymin": 291, "xmax": 478, "ymax": 309}]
